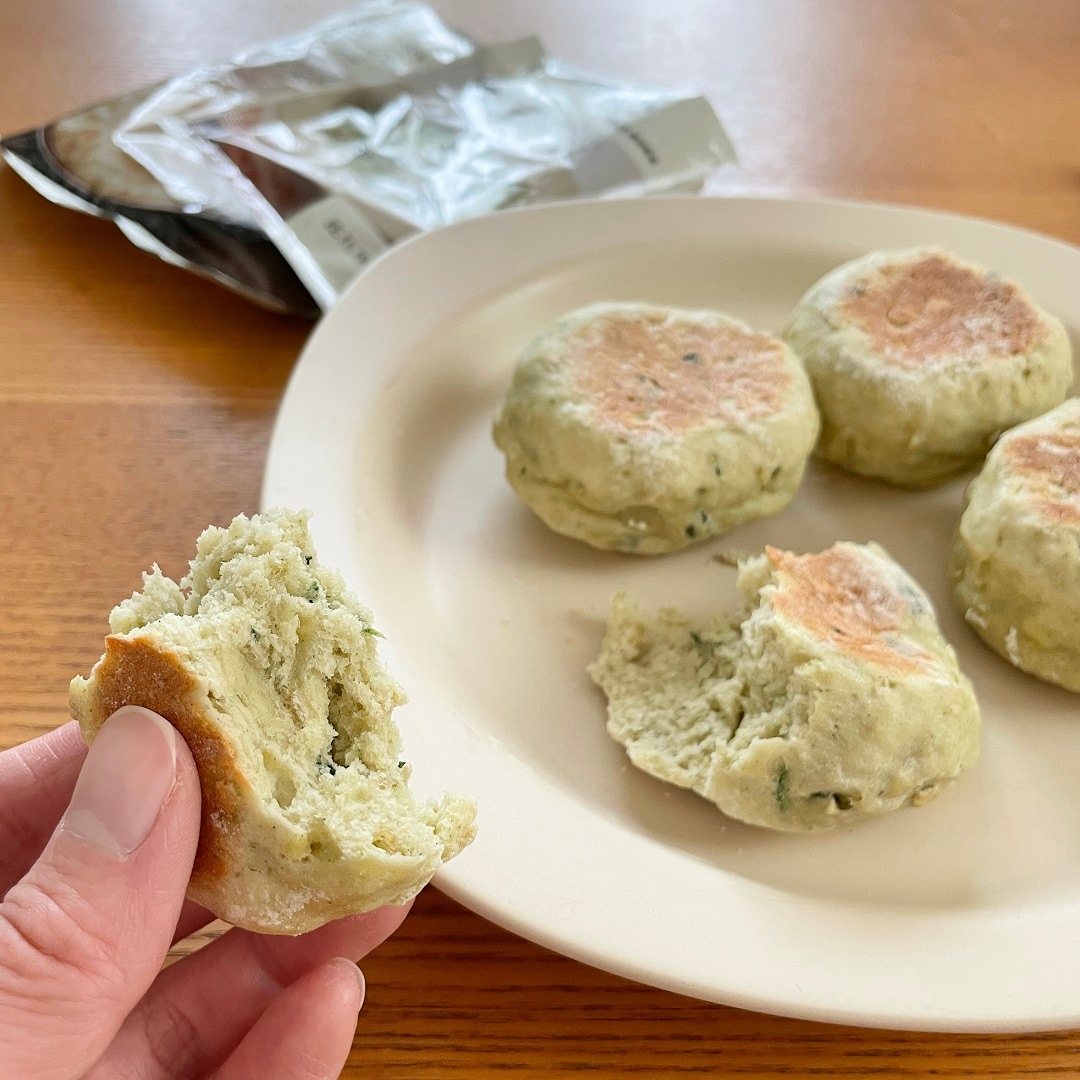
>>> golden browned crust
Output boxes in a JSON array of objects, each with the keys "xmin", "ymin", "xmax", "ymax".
[
  {"xmin": 1003, "ymin": 430, "xmax": 1080, "ymax": 524},
  {"xmin": 765, "ymin": 546, "xmax": 931, "ymax": 674},
  {"xmin": 70, "ymin": 635, "xmax": 239, "ymax": 888},
  {"xmin": 838, "ymin": 253, "xmax": 1042, "ymax": 368},
  {"xmin": 568, "ymin": 310, "xmax": 792, "ymax": 436}
]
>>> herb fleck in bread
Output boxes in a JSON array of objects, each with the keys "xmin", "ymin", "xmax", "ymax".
[{"xmin": 70, "ymin": 509, "xmax": 476, "ymax": 934}]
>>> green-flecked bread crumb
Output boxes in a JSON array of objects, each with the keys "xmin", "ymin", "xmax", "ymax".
[{"xmin": 70, "ymin": 509, "xmax": 476, "ymax": 934}]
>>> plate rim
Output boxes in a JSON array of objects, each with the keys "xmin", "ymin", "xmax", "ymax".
[{"xmin": 263, "ymin": 193, "xmax": 1080, "ymax": 1032}]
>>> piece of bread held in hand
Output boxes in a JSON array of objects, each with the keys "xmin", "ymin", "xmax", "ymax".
[{"xmin": 70, "ymin": 509, "xmax": 476, "ymax": 935}]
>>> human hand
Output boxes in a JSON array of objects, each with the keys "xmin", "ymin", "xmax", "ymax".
[{"xmin": 0, "ymin": 708, "xmax": 411, "ymax": 1080}]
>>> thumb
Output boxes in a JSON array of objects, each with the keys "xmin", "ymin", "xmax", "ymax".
[{"xmin": 0, "ymin": 707, "xmax": 201, "ymax": 1080}]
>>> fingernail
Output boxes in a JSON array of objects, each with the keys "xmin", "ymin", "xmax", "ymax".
[
  {"xmin": 63, "ymin": 707, "xmax": 178, "ymax": 858},
  {"xmin": 332, "ymin": 958, "xmax": 366, "ymax": 1011}
]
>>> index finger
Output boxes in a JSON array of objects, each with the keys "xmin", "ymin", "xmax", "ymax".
[{"xmin": 0, "ymin": 722, "xmax": 87, "ymax": 894}]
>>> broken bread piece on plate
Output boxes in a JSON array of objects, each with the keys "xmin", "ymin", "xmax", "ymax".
[
  {"xmin": 70, "ymin": 509, "xmax": 476, "ymax": 935},
  {"xmin": 589, "ymin": 541, "xmax": 980, "ymax": 832}
]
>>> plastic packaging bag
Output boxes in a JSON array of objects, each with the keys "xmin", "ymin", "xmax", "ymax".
[{"xmin": 2, "ymin": 2, "xmax": 733, "ymax": 316}]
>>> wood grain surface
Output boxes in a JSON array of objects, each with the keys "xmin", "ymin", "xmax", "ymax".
[{"xmin": 2, "ymin": 0, "xmax": 1079, "ymax": 1074}]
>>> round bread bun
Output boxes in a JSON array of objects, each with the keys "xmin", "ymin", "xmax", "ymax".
[
  {"xmin": 952, "ymin": 397, "xmax": 1080, "ymax": 691},
  {"xmin": 493, "ymin": 302, "xmax": 820, "ymax": 555},
  {"xmin": 70, "ymin": 509, "xmax": 476, "ymax": 935},
  {"xmin": 589, "ymin": 542, "xmax": 980, "ymax": 831},
  {"xmin": 783, "ymin": 247, "xmax": 1072, "ymax": 487}
]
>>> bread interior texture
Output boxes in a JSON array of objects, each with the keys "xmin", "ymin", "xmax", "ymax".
[{"xmin": 107, "ymin": 510, "xmax": 470, "ymax": 865}]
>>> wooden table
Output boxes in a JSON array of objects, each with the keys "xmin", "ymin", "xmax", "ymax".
[{"xmin": 2, "ymin": 0, "xmax": 1078, "ymax": 1074}]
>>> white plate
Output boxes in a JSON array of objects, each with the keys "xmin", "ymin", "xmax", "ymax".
[{"xmin": 263, "ymin": 196, "xmax": 1080, "ymax": 1032}]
